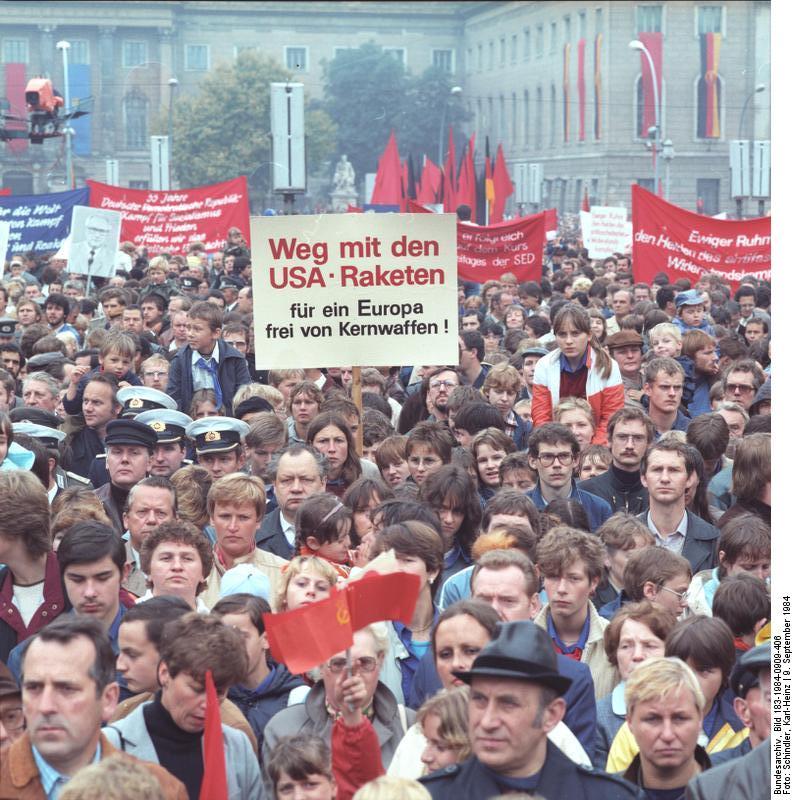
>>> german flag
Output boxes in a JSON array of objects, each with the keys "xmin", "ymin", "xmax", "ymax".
[
  {"xmin": 593, "ymin": 33, "xmax": 603, "ymax": 140},
  {"xmin": 563, "ymin": 43, "xmax": 571, "ymax": 143},
  {"xmin": 698, "ymin": 32, "xmax": 722, "ymax": 138}
]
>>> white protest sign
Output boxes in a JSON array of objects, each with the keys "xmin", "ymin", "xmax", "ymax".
[
  {"xmin": 67, "ymin": 206, "xmax": 122, "ymax": 278},
  {"xmin": 251, "ymin": 213, "xmax": 458, "ymax": 369},
  {"xmin": 582, "ymin": 205, "xmax": 630, "ymax": 258},
  {"xmin": 0, "ymin": 222, "xmax": 9, "ymax": 278}
]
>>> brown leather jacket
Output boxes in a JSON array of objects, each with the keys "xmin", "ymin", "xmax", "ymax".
[{"xmin": 0, "ymin": 731, "xmax": 188, "ymax": 800}]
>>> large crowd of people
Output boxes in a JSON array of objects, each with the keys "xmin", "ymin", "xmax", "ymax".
[{"xmin": 0, "ymin": 220, "xmax": 772, "ymax": 800}]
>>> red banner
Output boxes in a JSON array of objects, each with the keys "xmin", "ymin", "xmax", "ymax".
[
  {"xmin": 87, "ymin": 177, "xmax": 250, "ymax": 255},
  {"xmin": 458, "ymin": 212, "xmax": 545, "ymax": 283},
  {"xmin": 631, "ymin": 185, "xmax": 770, "ymax": 290}
]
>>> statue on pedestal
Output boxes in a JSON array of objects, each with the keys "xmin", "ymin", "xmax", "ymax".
[{"xmin": 331, "ymin": 154, "xmax": 358, "ymax": 212}]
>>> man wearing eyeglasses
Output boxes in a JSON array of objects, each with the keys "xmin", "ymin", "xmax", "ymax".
[
  {"xmin": 579, "ymin": 407, "xmax": 653, "ymax": 516},
  {"xmin": 263, "ymin": 625, "xmax": 413, "ymax": 775},
  {"xmin": 423, "ymin": 367, "xmax": 461, "ymax": 423},
  {"xmin": 526, "ymin": 423, "xmax": 612, "ymax": 530},
  {"xmin": 720, "ymin": 360, "xmax": 765, "ymax": 412},
  {"xmin": 638, "ymin": 439, "xmax": 720, "ymax": 575}
]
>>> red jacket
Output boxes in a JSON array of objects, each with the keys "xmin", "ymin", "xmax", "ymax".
[
  {"xmin": 332, "ymin": 716, "xmax": 385, "ymax": 800},
  {"xmin": 531, "ymin": 346, "xmax": 625, "ymax": 444}
]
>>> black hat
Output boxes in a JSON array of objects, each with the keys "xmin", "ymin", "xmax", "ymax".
[
  {"xmin": 180, "ymin": 276, "xmax": 201, "ymax": 290},
  {"xmin": 0, "ymin": 318, "xmax": 18, "ymax": 337},
  {"xmin": 729, "ymin": 643, "xmax": 771, "ymax": 698},
  {"xmin": 234, "ymin": 396, "xmax": 274, "ymax": 419},
  {"xmin": 27, "ymin": 352, "xmax": 71, "ymax": 372},
  {"xmin": 454, "ymin": 620, "xmax": 572, "ymax": 695},
  {"xmin": 8, "ymin": 407, "xmax": 63, "ymax": 428},
  {"xmin": 104, "ymin": 419, "xmax": 158, "ymax": 451},
  {"xmin": 219, "ymin": 275, "xmax": 245, "ymax": 291}
]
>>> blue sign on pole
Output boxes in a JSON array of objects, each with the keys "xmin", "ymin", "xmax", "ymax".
[{"xmin": 0, "ymin": 187, "xmax": 90, "ymax": 257}]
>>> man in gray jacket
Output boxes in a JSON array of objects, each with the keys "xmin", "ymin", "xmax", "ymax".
[{"xmin": 104, "ymin": 612, "xmax": 265, "ymax": 800}]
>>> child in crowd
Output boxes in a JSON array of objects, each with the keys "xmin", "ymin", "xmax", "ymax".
[
  {"xmin": 648, "ymin": 322, "xmax": 682, "ymax": 359},
  {"xmin": 470, "ymin": 427, "xmax": 515, "ymax": 504},
  {"xmin": 295, "ymin": 492, "xmax": 354, "ymax": 576},
  {"xmin": 62, "ymin": 329, "xmax": 140, "ymax": 415},
  {"xmin": 577, "ymin": 443, "xmax": 612, "ymax": 480}
]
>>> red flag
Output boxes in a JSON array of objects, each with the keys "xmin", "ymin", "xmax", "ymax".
[
  {"xmin": 346, "ymin": 204, "xmax": 363, "ymax": 213},
  {"xmin": 347, "ymin": 572, "xmax": 421, "ymax": 630},
  {"xmin": 442, "ymin": 127, "xmax": 457, "ymax": 212},
  {"xmin": 264, "ymin": 591, "xmax": 354, "ymax": 674},
  {"xmin": 0, "ymin": 188, "xmax": 10, "ymax": 196},
  {"xmin": 370, "ymin": 131, "xmax": 403, "ymax": 206},
  {"xmin": 638, "ymin": 33, "xmax": 663, "ymax": 138},
  {"xmin": 544, "ymin": 208, "xmax": 558, "ymax": 233},
  {"xmin": 491, "ymin": 144, "xmax": 513, "ymax": 224},
  {"xmin": 199, "ymin": 670, "xmax": 227, "ymax": 800},
  {"xmin": 263, "ymin": 572, "xmax": 422, "ymax": 674},
  {"xmin": 456, "ymin": 134, "xmax": 477, "ymax": 216},
  {"xmin": 581, "ymin": 186, "xmax": 590, "ymax": 212},
  {"xmin": 4, "ymin": 64, "xmax": 27, "ymax": 155},
  {"xmin": 417, "ymin": 157, "xmax": 442, "ymax": 205}
]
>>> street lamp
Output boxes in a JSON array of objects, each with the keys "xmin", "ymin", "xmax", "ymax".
[
  {"xmin": 56, "ymin": 40, "xmax": 73, "ymax": 188},
  {"xmin": 629, "ymin": 39, "xmax": 660, "ymax": 195},
  {"xmin": 438, "ymin": 85, "xmax": 462, "ymax": 166},
  {"xmin": 661, "ymin": 138, "xmax": 675, "ymax": 199},
  {"xmin": 739, "ymin": 84, "xmax": 765, "ymax": 141},
  {"xmin": 167, "ymin": 77, "xmax": 179, "ymax": 188}
]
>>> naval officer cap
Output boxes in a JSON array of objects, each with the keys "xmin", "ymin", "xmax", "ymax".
[
  {"xmin": 0, "ymin": 318, "xmax": 18, "ymax": 337},
  {"xmin": 117, "ymin": 386, "xmax": 178, "ymax": 418},
  {"xmin": 185, "ymin": 415, "xmax": 250, "ymax": 455},
  {"xmin": 12, "ymin": 422, "xmax": 66, "ymax": 450},
  {"xmin": 135, "ymin": 409, "xmax": 193, "ymax": 444},
  {"xmin": 104, "ymin": 419, "xmax": 158, "ymax": 451}
]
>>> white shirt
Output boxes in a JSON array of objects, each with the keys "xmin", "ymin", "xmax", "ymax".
[
  {"xmin": 13, "ymin": 581, "xmax": 44, "ymax": 626},
  {"xmin": 279, "ymin": 511, "xmax": 296, "ymax": 547},
  {"xmin": 191, "ymin": 342, "xmax": 220, "ymax": 390},
  {"xmin": 646, "ymin": 509, "xmax": 688, "ymax": 555}
]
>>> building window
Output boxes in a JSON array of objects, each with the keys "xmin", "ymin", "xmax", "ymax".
[
  {"xmin": 564, "ymin": 15, "xmax": 572, "ymax": 42},
  {"xmin": 510, "ymin": 34, "xmax": 518, "ymax": 63},
  {"xmin": 595, "ymin": 8, "xmax": 604, "ymax": 36},
  {"xmin": 637, "ymin": 5, "xmax": 663, "ymax": 33},
  {"xmin": 488, "ymin": 41, "xmax": 494, "ymax": 70},
  {"xmin": 579, "ymin": 11, "xmax": 587, "ymax": 40},
  {"xmin": 129, "ymin": 180, "xmax": 149, "ymax": 190},
  {"xmin": 122, "ymin": 41, "xmax": 147, "ymax": 68},
  {"xmin": 536, "ymin": 26, "xmax": 544, "ymax": 58},
  {"xmin": 285, "ymin": 46, "xmax": 308, "ymax": 72},
  {"xmin": 550, "ymin": 84, "xmax": 557, "ymax": 144},
  {"xmin": 696, "ymin": 178, "xmax": 720, "ymax": 214},
  {"xmin": 384, "ymin": 47, "xmax": 406, "ymax": 67},
  {"xmin": 499, "ymin": 37, "xmax": 506, "ymax": 66},
  {"xmin": 636, "ymin": 178, "xmax": 655, "ymax": 192},
  {"xmin": 123, "ymin": 92, "xmax": 148, "ymax": 149},
  {"xmin": 185, "ymin": 44, "xmax": 209, "ymax": 72},
  {"xmin": 550, "ymin": 22, "xmax": 557, "ymax": 52},
  {"xmin": 2, "ymin": 39, "xmax": 28, "ymax": 64},
  {"xmin": 697, "ymin": 6, "xmax": 724, "ymax": 34},
  {"xmin": 523, "ymin": 28, "xmax": 530, "ymax": 60},
  {"xmin": 432, "ymin": 49, "xmax": 454, "ymax": 73},
  {"xmin": 70, "ymin": 40, "xmax": 90, "ymax": 65},
  {"xmin": 535, "ymin": 87, "xmax": 543, "ymax": 148},
  {"xmin": 523, "ymin": 89, "xmax": 530, "ymax": 145}
]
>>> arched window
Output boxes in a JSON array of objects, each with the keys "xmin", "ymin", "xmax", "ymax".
[{"xmin": 123, "ymin": 92, "xmax": 149, "ymax": 149}]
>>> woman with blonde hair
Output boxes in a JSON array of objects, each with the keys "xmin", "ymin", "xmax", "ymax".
[
  {"xmin": 274, "ymin": 554, "xmax": 339, "ymax": 613},
  {"xmin": 416, "ymin": 686, "xmax": 471, "ymax": 773}
]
